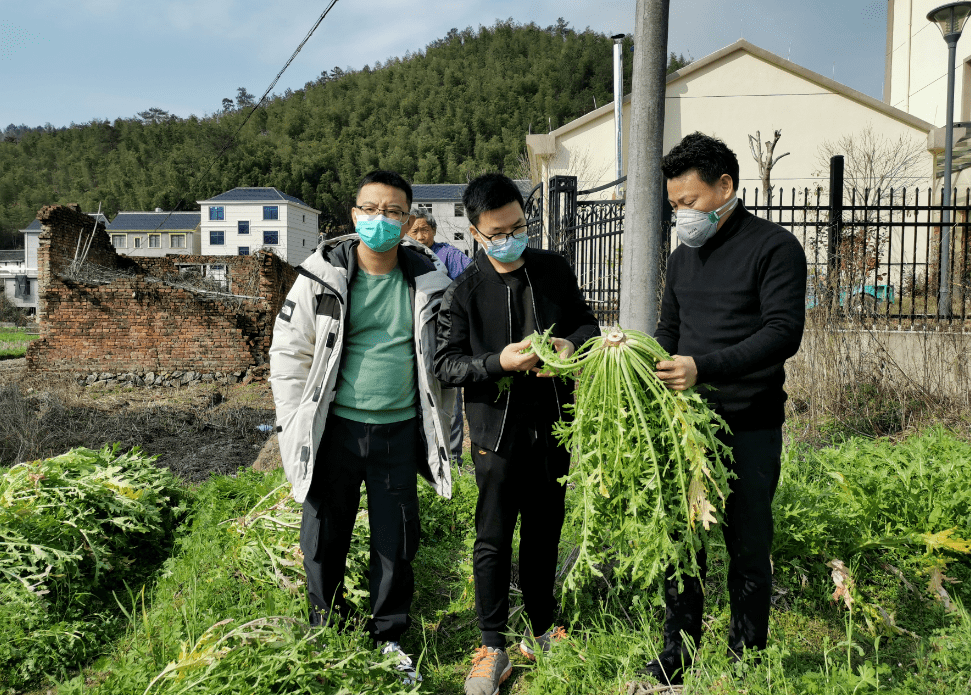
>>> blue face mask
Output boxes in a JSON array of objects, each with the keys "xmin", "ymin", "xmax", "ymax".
[
  {"xmin": 483, "ymin": 233, "xmax": 528, "ymax": 263},
  {"xmin": 356, "ymin": 215, "xmax": 402, "ymax": 252}
]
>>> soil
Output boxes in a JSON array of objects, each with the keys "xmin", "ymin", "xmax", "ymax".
[{"xmin": 0, "ymin": 358, "xmax": 276, "ymax": 482}]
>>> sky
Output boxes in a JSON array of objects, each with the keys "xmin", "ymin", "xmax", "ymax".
[{"xmin": 0, "ymin": 0, "xmax": 890, "ymax": 130}]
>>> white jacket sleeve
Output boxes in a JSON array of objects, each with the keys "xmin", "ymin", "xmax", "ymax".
[{"xmin": 269, "ymin": 274, "xmax": 318, "ymax": 445}]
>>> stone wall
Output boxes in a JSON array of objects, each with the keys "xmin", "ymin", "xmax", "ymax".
[{"xmin": 26, "ymin": 204, "xmax": 299, "ymax": 377}]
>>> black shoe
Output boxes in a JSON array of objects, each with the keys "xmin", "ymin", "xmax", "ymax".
[{"xmin": 637, "ymin": 654, "xmax": 687, "ymax": 686}]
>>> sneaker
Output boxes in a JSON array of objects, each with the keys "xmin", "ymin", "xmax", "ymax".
[
  {"xmin": 464, "ymin": 646, "xmax": 511, "ymax": 695},
  {"xmin": 379, "ymin": 641, "xmax": 422, "ymax": 685},
  {"xmin": 519, "ymin": 625, "xmax": 567, "ymax": 661}
]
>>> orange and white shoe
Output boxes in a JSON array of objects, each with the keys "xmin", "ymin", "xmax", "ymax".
[{"xmin": 519, "ymin": 625, "xmax": 567, "ymax": 661}]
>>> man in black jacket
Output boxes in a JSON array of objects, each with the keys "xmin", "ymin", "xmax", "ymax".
[
  {"xmin": 643, "ymin": 132, "xmax": 807, "ymax": 685},
  {"xmin": 434, "ymin": 173, "xmax": 600, "ymax": 695}
]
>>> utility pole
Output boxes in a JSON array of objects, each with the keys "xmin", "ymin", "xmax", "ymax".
[{"xmin": 619, "ymin": 0, "xmax": 670, "ymax": 332}]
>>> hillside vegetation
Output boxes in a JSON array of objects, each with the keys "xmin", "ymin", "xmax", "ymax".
[{"xmin": 0, "ymin": 19, "xmax": 674, "ymax": 244}]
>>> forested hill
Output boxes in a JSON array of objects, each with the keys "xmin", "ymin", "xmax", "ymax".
[{"xmin": 0, "ymin": 19, "xmax": 688, "ymax": 246}]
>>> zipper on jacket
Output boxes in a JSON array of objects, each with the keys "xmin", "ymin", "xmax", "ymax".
[
  {"xmin": 494, "ymin": 283, "xmax": 513, "ymax": 449},
  {"xmin": 524, "ymin": 266, "xmax": 561, "ymax": 415}
]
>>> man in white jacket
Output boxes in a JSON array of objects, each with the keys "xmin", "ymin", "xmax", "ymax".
[{"xmin": 269, "ymin": 170, "xmax": 454, "ymax": 684}]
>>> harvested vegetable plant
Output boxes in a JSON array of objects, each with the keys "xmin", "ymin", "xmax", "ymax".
[{"xmin": 526, "ymin": 327, "xmax": 733, "ymax": 590}]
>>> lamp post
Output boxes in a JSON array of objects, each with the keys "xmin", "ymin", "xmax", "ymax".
[{"xmin": 928, "ymin": 2, "xmax": 971, "ymax": 317}]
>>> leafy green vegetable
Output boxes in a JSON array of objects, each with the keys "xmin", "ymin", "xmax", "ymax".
[
  {"xmin": 524, "ymin": 327, "xmax": 734, "ymax": 591},
  {"xmin": 0, "ymin": 445, "xmax": 187, "ymax": 689}
]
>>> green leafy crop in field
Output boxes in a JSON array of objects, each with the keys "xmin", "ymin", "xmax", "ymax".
[
  {"xmin": 0, "ymin": 445, "xmax": 187, "ymax": 689},
  {"xmin": 524, "ymin": 327, "xmax": 734, "ymax": 592}
]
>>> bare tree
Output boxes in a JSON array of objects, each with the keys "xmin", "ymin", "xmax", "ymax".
[
  {"xmin": 748, "ymin": 129, "xmax": 790, "ymax": 220},
  {"xmin": 815, "ymin": 124, "xmax": 926, "ymax": 201}
]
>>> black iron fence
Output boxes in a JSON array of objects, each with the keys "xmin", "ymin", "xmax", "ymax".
[{"xmin": 532, "ymin": 157, "xmax": 971, "ymax": 329}]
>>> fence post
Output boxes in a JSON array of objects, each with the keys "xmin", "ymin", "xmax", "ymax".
[
  {"xmin": 828, "ymin": 155, "xmax": 844, "ymax": 311},
  {"xmin": 548, "ymin": 175, "xmax": 577, "ymax": 261}
]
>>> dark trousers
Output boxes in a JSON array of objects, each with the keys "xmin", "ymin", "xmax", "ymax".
[
  {"xmin": 472, "ymin": 422, "xmax": 569, "ymax": 649},
  {"xmin": 661, "ymin": 427, "xmax": 782, "ymax": 657},
  {"xmin": 300, "ymin": 415, "xmax": 421, "ymax": 643}
]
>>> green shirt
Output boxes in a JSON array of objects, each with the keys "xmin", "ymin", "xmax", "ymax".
[{"xmin": 333, "ymin": 265, "xmax": 417, "ymax": 423}]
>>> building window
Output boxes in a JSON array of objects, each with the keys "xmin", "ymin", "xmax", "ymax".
[
  {"xmin": 454, "ymin": 203, "xmax": 465, "ymax": 217},
  {"xmin": 207, "ymin": 264, "xmax": 228, "ymax": 290},
  {"xmin": 111, "ymin": 234, "xmax": 126, "ymax": 248},
  {"xmin": 133, "ymin": 237, "xmax": 142, "ymax": 249},
  {"xmin": 238, "ymin": 220, "xmax": 249, "ymax": 234},
  {"xmin": 170, "ymin": 234, "xmax": 185, "ymax": 249},
  {"xmin": 14, "ymin": 275, "xmax": 30, "ymax": 299},
  {"xmin": 263, "ymin": 230, "xmax": 279, "ymax": 245},
  {"xmin": 149, "ymin": 234, "xmax": 161, "ymax": 248},
  {"xmin": 263, "ymin": 206, "xmax": 279, "ymax": 220},
  {"xmin": 303, "ymin": 214, "xmax": 306, "ymax": 223},
  {"xmin": 417, "ymin": 203, "xmax": 432, "ymax": 215},
  {"xmin": 239, "ymin": 247, "xmax": 249, "ymax": 256},
  {"xmin": 209, "ymin": 206, "xmax": 224, "ymax": 221},
  {"xmin": 210, "ymin": 230, "xmax": 225, "ymax": 245},
  {"xmin": 454, "ymin": 232, "xmax": 465, "ymax": 241}
]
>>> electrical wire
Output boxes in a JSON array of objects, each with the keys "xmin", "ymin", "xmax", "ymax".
[{"xmin": 147, "ymin": 0, "xmax": 341, "ymax": 235}]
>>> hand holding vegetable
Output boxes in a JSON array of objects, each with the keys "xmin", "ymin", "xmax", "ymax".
[
  {"xmin": 655, "ymin": 355, "xmax": 698, "ymax": 390},
  {"xmin": 499, "ymin": 338, "xmax": 540, "ymax": 372}
]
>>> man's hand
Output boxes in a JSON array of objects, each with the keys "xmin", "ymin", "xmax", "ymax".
[
  {"xmin": 655, "ymin": 355, "xmax": 698, "ymax": 391},
  {"xmin": 532, "ymin": 338, "xmax": 574, "ymax": 377},
  {"xmin": 499, "ymin": 339, "xmax": 541, "ymax": 372}
]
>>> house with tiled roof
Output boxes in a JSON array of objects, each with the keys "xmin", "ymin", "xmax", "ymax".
[
  {"xmin": 107, "ymin": 210, "xmax": 202, "ymax": 256},
  {"xmin": 197, "ymin": 187, "xmax": 319, "ymax": 265},
  {"xmin": 411, "ymin": 181, "xmax": 532, "ymax": 256}
]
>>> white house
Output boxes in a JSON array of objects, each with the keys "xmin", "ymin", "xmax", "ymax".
[
  {"xmin": 196, "ymin": 187, "xmax": 319, "ymax": 265},
  {"xmin": 526, "ymin": 39, "xmax": 935, "ymax": 199},
  {"xmin": 107, "ymin": 210, "xmax": 202, "ymax": 256}
]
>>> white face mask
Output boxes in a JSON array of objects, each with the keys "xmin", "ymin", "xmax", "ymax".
[{"xmin": 674, "ymin": 196, "xmax": 737, "ymax": 247}]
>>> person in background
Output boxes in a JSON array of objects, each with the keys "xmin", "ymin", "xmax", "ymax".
[
  {"xmin": 644, "ymin": 132, "xmax": 807, "ymax": 685},
  {"xmin": 434, "ymin": 173, "xmax": 600, "ymax": 695},
  {"xmin": 269, "ymin": 170, "xmax": 454, "ymax": 685},
  {"xmin": 407, "ymin": 209, "xmax": 471, "ymax": 463}
]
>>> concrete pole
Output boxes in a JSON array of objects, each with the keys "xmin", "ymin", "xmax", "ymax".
[{"xmin": 619, "ymin": 0, "xmax": 669, "ymax": 333}]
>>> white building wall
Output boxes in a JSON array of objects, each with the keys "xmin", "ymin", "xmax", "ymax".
[
  {"xmin": 886, "ymin": 0, "xmax": 971, "ymax": 127},
  {"xmin": 200, "ymin": 201, "xmax": 318, "ymax": 264},
  {"xmin": 113, "ymin": 232, "xmax": 200, "ymax": 257},
  {"xmin": 537, "ymin": 51, "xmax": 933, "ymax": 199}
]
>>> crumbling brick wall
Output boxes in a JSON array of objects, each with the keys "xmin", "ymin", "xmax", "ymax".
[{"xmin": 27, "ymin": 204, "xmax": 299, "ymax": 375}]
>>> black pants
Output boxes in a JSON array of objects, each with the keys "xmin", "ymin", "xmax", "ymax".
[
  {"xmin": 472, "ymin": 421, "xmax": 569, "ymax": 649},
  {"xmin": 300, "ymin": 415, "xmax": 421, "ymax": 643},
  {"xmin": 661, "ymin": 427, "xmax": 782, "ymax": 657}
]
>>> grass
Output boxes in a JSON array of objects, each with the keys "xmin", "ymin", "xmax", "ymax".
[
  {"xmin": 0, "ymin": 327, "xmax": 38, "ymax": 359},
  {"xmin": 4, "ymin": 427, "xmax": 963, "ymax": 695}
]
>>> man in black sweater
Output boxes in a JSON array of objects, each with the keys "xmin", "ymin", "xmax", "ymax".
[
  {"xmin": 434, "ymin": 173, "xmax": 600, "ymax": 695},
  {"xmin": 643, "ymin": 132, "xmax": 807, "ymax": 685}
]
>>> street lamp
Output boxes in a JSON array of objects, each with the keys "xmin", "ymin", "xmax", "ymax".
[{"xmin": 928, "ymin": 2, "xmax": 971, "ymax": 317}]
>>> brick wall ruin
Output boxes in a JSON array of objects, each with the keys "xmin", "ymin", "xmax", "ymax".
[{"xmin": 26, "ymin": 204, "xmax": 299, "ymax": 377}]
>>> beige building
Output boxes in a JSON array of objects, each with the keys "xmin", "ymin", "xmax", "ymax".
[{"xmin": 526, "ymin": 40, "xmax": 935, "ymax": 200}]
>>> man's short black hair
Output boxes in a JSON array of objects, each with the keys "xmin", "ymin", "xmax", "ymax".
[
  {"xmin": 661, "ymin": 132, "xmax": 739, "ymax": 191},
  {"xmin": 462, "ymin": 173, "xmax": 525, "ymax": 227},
  {"xmin": 357, "ymin": 170, "xmax": 413, "ymax": 207}
]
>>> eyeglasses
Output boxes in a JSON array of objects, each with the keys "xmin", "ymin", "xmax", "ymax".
[
  {"xmin": 475, "ymin": 223, "xmax": 528, "ymax": 244},
  {"xmin": 355, "ymin": 205, "xmax": 411, "ymax": 222}
]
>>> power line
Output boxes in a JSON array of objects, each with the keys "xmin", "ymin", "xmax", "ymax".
[{"xmin": 148, "ymin": 0, "xmax": 341, "ymax": 234}]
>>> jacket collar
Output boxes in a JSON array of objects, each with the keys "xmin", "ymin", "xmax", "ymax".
[
  {"xmin": 301, "ymin": 234, "xmax": 449, "ymax": 291},
  {"xmin": 471, "ymin": 246, "xmax": 531, "ymax": 283}
]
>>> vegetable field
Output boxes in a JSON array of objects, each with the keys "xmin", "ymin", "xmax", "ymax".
[{"xmin": 2, "ymin": 422, "xmax": 970, "ymax": 695}]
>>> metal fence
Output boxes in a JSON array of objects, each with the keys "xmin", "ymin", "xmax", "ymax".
[{"xmin": 534, "ymin": 158, "xmax": 971, "ymax": 329}]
